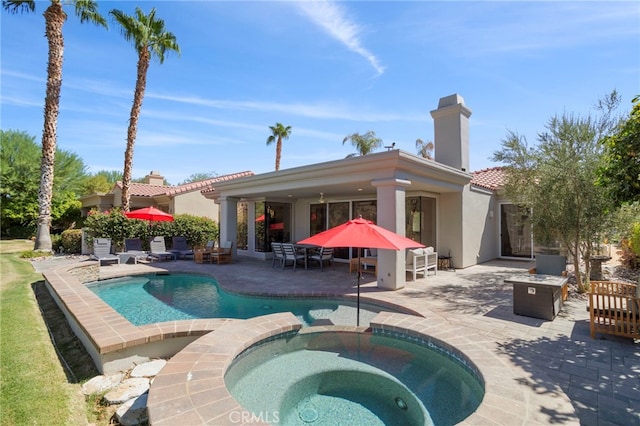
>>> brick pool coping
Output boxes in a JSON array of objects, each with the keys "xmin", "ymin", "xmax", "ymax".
[
  {"xmin": 146, "ymin": 311, "xmax": 577, "ymax": 425},
  {"xmin": 43, "ymin": 263, "xmax": 237, "ymax": 373}
]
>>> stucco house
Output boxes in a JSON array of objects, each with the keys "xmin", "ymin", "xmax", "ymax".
[
  {"xmin": 80, "ymin": 170, "xmax": 254, "ymax": 219},
  {"xmin": 203, "ymin": 94, "xmax": 536, "ymax": 290}
]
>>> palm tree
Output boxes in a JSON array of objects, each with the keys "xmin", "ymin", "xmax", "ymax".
[
  {"xmin": 3, "ymin": 0, "xmax": 107, "ymax": 251},
  {"xmin": 110, "ymin": 7, "xmax": 180, "ymax": 212},
  {"xmin": 416, "ymin": 138, "xmax": 434, "ymax": 160},
  {"xmin": 266, "ymin": 123, "xmax": 292, "ymax": 171},
  {"xmin": 342, "ymin": 131, "xmax": 383, "ymax": 157}
]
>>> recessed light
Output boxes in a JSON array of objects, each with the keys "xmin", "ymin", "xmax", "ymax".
[{"xmin": 357, "ymin": 188, "xmax": 363, "ymax": 191}]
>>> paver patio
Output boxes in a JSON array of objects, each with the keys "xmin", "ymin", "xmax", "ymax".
[{"xmin": 38, "ymin": 256, "xmax": 639, "ymax": 425}]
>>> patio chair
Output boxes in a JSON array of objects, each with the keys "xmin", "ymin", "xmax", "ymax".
[
  {"xmin": 194, "ymin": 240, "xmax": 216, "ymax": 264},
  {"xmin": 92, "ymin": 238, "xmax": 120, "ymax": 266},
  {"xmin": 405, "ymin": 247, "xmax": 437, "ymax": 281},
  {"xmin": 123, "ymin": 238, "xmax": 148, "ymax": 264},
  {"xmin": 170, "ymin": 236, "xmax": 194, "ymax": 260},
  {"xmin": 282, "ymin": 243, "xmax": 306, "ymax": 271},
  {"xmin": 309, "ymin": 247, "xmax": 334, "ymax": 271},
  {"xmin": 149, "ymin": 236, "xmax": 176, "ymax": 262},
  {"xmin": 271, "ymin": 242, "xmax": 285, "ymax": 269},
  {"xmin": 210, "ymin": 241, "xmax": 233, "ymax": 264}
]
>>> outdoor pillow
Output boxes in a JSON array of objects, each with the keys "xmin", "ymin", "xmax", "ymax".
[
  {"xmin": 407, "ymin": 249, "xmax": 422, "ymax": 265},
  {"xmin": 424, "ymin": 247, "xmax": 434, "ymax": 254}
]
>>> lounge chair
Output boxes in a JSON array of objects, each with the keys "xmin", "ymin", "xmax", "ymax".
[
  {"xmin": 170, "ymin": 236, "xmax": 194, "ymax": 260},
  {"xmin": 271, "ymin": 242, "xmax": 285, "ymax": 269},
  {"xmin": 149, "ymin": 236, "xmax": 176, "ymax": 262},
  {"xmin": 282, "ymin": 243, "xmax": 306, "ymax": 271},
  {"xmin": 194, "ymin": 241, "xmax": 216, "ymax": 264},
  {"xmin": 123, "ymin": 238, "xmax": 148, "ymax": 264},
  {"xmin": 92, "ymin": 238, "xmax": 120, "ymax": 266},
  {"xmin": 309, "ymin": 247, "xmax": 334, "ymax": 271},
  {"xmin": 210, "ymin": 241, "xmax": 233, "ymax": 264}
]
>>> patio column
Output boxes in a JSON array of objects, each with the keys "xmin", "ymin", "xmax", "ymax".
[
  {"xmin": 218, "ymin": 196, "xmax": 238, "ymax": 257},
  {"xmin": 372, "ymin": 178, "xmax": 411, "ymax": 290}
]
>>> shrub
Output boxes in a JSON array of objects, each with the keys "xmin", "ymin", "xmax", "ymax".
[
  {"xmin": 82, "ymin": 210, "xmax": 218, "ymax": 251},
  {"xmin": 83, "ymin": 209, "xmax": 140, "ymax": 252},
  {"xmin": 60, "ymin": 229, "xmax": 82, "ymax": 254},
  {"xmin": 630, "ymin": 222, "xmax": 640, "ymax": 256},
  {"xmin": 170, "ymin": 215, "xmax": 218, "ymax": 248},
  {"xmin": 620, "ymin": 237, "xmax": 639, "ymax": 269},
  {"xmin": 50, "ymin": 234, "xmax": 63, "ymax": 253}
]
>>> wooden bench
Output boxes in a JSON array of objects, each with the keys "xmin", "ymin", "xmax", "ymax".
[{"xmin": 588, "ymin": 281, "xmax": 639, "ymax": 339}]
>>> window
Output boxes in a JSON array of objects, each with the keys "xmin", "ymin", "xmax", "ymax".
[
  {"xmin": 406, "ymin": 197, "xmax": 436, "ymax": 247},
  {"xmin": 237, "ymin": 202, "xmax": 248, "ymax": 250},
  {"xmin": 255, "ymin": 202, "xmax": 291, "ymax": 252},
  {"xmin": 309, "ymin": 204, "xmax": 327, "ymax": 236},
  {"xmin": 500, "ymin": 204, "xmax": 532, "ymax": 258}
]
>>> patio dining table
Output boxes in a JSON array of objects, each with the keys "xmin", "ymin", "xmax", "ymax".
[{"xmin": 293, "ymin": 243, "xmax": 319, "ymax": 270}]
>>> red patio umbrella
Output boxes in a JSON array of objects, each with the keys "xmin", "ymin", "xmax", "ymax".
[
  {"xmin": 125, "ymin": 206, "xmax": 174, "ymax": 222},
  {"xmin": 125, "ymin": 207, "xmax": 174, "ymax": 244},
  {"xmin": 297, "ymin": 217, "xmax": 425, "ymax": 325}
]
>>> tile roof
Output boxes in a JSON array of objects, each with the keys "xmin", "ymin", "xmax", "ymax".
[
  {"xmin": 114, "ymin": 171, "xmax": 254, "ymax": 197},
  {"xmin": 470, "ymin": 167, "xmax": 506, "ymax": 191},
  {"xmin": 165, "ymin": 171, "xmax": 254, "ymax": 196},
  {"xmin": 114, "ymin": 181, "xmax": 168, "ymax": 197}
]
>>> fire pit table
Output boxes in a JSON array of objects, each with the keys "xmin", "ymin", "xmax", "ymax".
[{"xmin": 505, "ymin": 274, "xmax": 569, "ymax": 321}]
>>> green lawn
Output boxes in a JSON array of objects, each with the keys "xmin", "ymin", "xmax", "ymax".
[{"xmin": 0, "ymin": 240, "xmax": 87, "ymax": 425}]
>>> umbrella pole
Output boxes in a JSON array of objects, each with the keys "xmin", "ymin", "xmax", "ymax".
[{"xmin": 357, "ymin": 249, "xmax": 361, "ymax": 327}]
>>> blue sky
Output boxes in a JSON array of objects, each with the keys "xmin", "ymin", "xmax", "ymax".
[{"xmin": 2, "ymin": 1, "xmax": 639, "ymax": 185}]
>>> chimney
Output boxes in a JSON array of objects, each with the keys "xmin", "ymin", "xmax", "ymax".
[
  {"xmin": 430, "ymin": 94, "xmax": 472, "ymax": 172},
  {"xmin": 145, "ymin": 171, "xmax": 165, "ymax": 186}
]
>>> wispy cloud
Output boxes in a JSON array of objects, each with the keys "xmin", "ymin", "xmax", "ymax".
[
  {"xmin": 146, "ymin": 93, "xmax": 422, "ymax": 123},
  {"xmin": 296, "ymin": 0, "xmax": 384, "ymax": 76}
]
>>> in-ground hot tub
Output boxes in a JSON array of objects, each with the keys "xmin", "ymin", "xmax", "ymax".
[
  {"xmin": 224, "ymin": 329, "xmax": 484, "ymax": 425},
  {"xmin": 147, "ymin": 312, "xmax": 577, "ymax": 425}
]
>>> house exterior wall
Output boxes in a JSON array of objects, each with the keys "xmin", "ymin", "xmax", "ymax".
[
  {"xmin": 172, "ymin": 190, "xmax": 219, "ymax": 220},
  {"xmin": 462, "ymin": 185, "xmax": 499, "ymax": 267},
  {"xmin": 439, "ymin": 192, "xmax": 464, "ymax": 267}
]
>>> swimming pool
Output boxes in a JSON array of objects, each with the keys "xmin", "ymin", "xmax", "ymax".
[
  {"xmin": 87, "ymin": 273, "xmax": 388, "ymax": 326},
  {"xmin": 225, "ymin": 330, "xmax": 484, "ymax": 425}
]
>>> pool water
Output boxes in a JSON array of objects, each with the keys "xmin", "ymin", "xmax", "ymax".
[
  {"xmin": 225, "ymin": 331, "xmax": 484, "ymax": 426},
  {"xmin": 87, "ymin": 274, "xmax": 385, "ymax": 326}
]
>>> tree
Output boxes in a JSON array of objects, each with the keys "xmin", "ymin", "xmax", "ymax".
[
  {"xmin": 81, "ymin": 170, "xmax": 123, "ymax": 195},
  {"xmin": 598, "ymin": 95, "xmax": 640, "ymax": 206},
  {"xmin": 1, "ymin": 130, "xmax": 88, "ymax": 237},
  {"xmin": 179, "ymin": 172, "xmax": 218, "ymax": 185},
  {"xmin": 110, "ymin": 6, "xmax": 180, "ymax": 212},
  {"xmin": 343, "ymin": 131, "xmax": 382, "ymax": 157},
  {"xmin": 492, "ymin": 92, "xmax": 622, "ymax": 293},
  {"xmin": 415, "ymin": 138, "xmax": 434, "ymax": 160},
  {"xmin": 266, "ymin": 123, "xmax": 292, "ymax": 171},
  {"xmin": 3, "ymin": 0, "xmax": 107, "ymax": 251}
]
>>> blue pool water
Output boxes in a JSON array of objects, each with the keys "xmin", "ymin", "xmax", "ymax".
[
  {"xmin": 225, "ymin": 331, "xmax": 484, "ymax": 426},
  {"xmin": 87, "ymin": 273, "xmax": 386, "ymax": 326}
]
